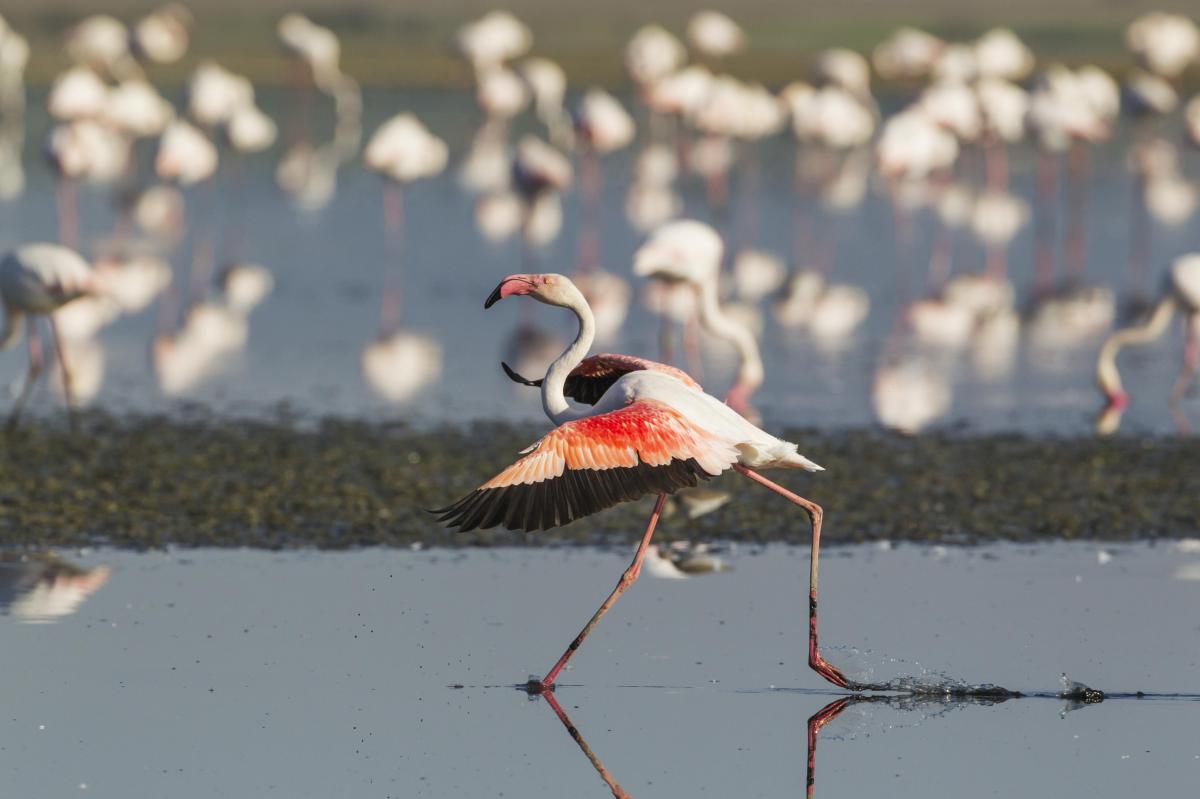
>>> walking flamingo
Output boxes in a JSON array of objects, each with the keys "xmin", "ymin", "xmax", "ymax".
[
  {"xmin": 1, "ymin": 243, "xmax": 96, "ymax": 427},
  {"xmin": 437, "ymin": 272, "xmax": 860, "ymax": 692}
]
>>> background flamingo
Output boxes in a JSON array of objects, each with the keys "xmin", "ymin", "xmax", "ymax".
[{"xmin": 1, "ymin": 243, "xmax": 96, "ymax": 426}]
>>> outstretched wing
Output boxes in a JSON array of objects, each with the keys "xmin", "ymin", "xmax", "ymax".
[
  {"xmin": 436, "ymin": 399, "xmax": 738, "ymax": 532},
  {"xmin": 501, "ymin": 353, "xmax": 702, "ymax": 406}
]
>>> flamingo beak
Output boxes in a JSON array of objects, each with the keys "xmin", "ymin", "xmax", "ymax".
[{"xmin": 484, "ymin": 276, "xmax": 537, "ymax": 309}]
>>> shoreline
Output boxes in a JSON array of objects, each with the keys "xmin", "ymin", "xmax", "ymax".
[{"xmin": 2, "ymin": 411, "xmax": 1196, "ymax": 550}]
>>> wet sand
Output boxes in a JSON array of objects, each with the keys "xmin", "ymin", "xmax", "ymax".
[{"xmin": 2, "ymin": 412, "xmax": 1197, "ymax": 549}]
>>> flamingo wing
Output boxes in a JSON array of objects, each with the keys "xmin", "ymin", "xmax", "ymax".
[
  {"xmin": 436, "ymin": 398, "xmax": 737, "ymax": 532},
  {"xmin": 501, "ymin": 353, "xmax": 701, "ymax": 405}
]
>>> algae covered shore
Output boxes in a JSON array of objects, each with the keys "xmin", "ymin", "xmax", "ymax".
[{"xmin": 1, "ymin": 412, "xmax": 1196, "ymax": 550}]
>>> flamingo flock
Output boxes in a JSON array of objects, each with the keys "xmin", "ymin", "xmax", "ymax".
[{"xmin": 0, "ymin": 7, "xmax": 1197, "ymax": 437}]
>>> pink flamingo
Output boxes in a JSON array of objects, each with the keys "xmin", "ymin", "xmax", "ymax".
[
  {"xmin": 1, "ymin": 243, "xmax": 96, "ymax": 427},
  {"xmin": 437, "ymin": 272, "xmax": 862, "ymax": 693},
  {"xmin": 1096, "ymin": 254, "xmax": 1200, "ymax": 419}
]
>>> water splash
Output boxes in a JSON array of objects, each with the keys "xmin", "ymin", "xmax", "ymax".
[
  {"xmin": 1058, "ymin": 673, "xmax": 1105, "ymax": 715},
  {"xmin": 829, "ymin": 647, "xmax": 1022, "ymax": 698}
]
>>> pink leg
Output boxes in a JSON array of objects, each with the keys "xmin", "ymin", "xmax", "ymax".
[
  {"xmin": 682, "ymin": 314, "xmax": 703, "ymax": 380},
  {"xmin": 1170, "ymin": 314, "xmax": 1198, "ymax": 406},
  {"xmin": 540, "ymin": 690, "xmax": 631, "ymax": 799},
  {"xmin": 48, "ymin": 315, "xmax": 77, "ymax": 428},
  {"xmin": 56, "ymin": 176, "xmax": 79, "ymax": 251},
  {"xmin": 532, "ymin": 493, "xmax": 668, "ymax": 693},
  {"xmin": 380, "ymin": 181, "xmax": 405, "ymax": 332},
  {"xmin": 1063, "ymin": 142, "xmax": 1090, "ymax": 282},
  {"xmin": 734, "ymin": 464, "xmax": 873, "ymax": 691},
  {"xmin": 8, "ymin": 317, "xmax": 43, "ymax": 431},
  {"xmin": 807, "ymin": 697, "xmax": 853, "ymax": 799}
]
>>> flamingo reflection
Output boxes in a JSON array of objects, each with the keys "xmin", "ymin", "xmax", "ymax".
[
  {"xmin": 0, "ymin": 552, "xmax": 110, "ymax": 623},
  {"xmin": 538, "ymin": 690, "xmax": 630, "ymax": 799}
]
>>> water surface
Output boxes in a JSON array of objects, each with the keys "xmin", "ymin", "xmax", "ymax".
[{"xmin": 2, "ymin": 542, "xmax": 1197, "ymax": 796}]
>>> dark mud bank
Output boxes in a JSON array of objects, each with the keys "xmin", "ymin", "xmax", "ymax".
[{"xmin": 1, "ymin": 412, "xmax": 1197, "ymax": 549}]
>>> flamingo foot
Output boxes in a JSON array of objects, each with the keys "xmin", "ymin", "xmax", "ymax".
[
  {"xmin": 524, "ymin": 678, "xmax": 551, "ymax": 695},
  {"xmin": 810, "ymin": 652, "xmax": 855, "ymax": 690}
]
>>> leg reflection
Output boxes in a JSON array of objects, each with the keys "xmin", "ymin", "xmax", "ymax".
[
  {"xmin": 539, "ymin": 690, "xmax": 631, "ymax": 799},
  {"xmin": 805, "ymin": 692, "xmax": 1020, "ymax": 798}
]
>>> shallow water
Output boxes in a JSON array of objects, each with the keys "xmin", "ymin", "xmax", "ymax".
[
  {"xmin": 1, "ymin": 90, "xmax": 1199, "ymax": 434},
  {"xmin": 2, "ymin": 542, "xmax": 1197, "ymax": 796}
]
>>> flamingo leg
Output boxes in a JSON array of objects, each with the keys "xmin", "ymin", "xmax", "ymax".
[
  {"xmin": 806, "ymin": 697, "xmax": 853, "ymax": 799},
  {"xmin": 532, "ymin": 493, "xmax": 668, "ymax": 693},
  {"xmin": 1170, "ymin": 314, "xmax": 1198, "ymax": 406},
  {"xmin": 48, "ymin": 315, "xmax": 77, "ymax": 428},
  {"xmin": 380, "ymin": 180, "xmax": 404, "ymax": 333},
  {"xmin": 8, "ymin": 317, "xmax": 44, "ymax": 431},
  {"xmin": 734, "ymin": 464, "xmax": 873, "ymax": 691},
  {"xmin": 682, "ymin": 313, "xmax": 703, "ymax": 380},
  {"xmin": 56, "ymin": 175, "xmax": 79, "ymax": 251},
  {"xmin": 539, "ymin": 690, "xmax": 631, "ymax": 799}
]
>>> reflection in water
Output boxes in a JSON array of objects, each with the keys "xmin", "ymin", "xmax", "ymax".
[
  {"xmin": 805, "ymin": 692, "xmax": 1019, "ymax": 799},
  {"xmin": 539, "ymin": 691, "xmax": 631, "ymax": 799},
  {"xmin": 534, "ymin": 688, "xmax": 1032, "ymax": 799},
  {"xmin": 0, "ymin": 552, "xmax": 109, "ymax": 623}
]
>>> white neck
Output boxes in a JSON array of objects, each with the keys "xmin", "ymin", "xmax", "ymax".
[
  {"xmin": 0, "ymin": 306, "xmax": 22, "ymax": 351},
  {"xmin": 1097, "ymin": 295, "xmax": 1177, "ymax": 395},
  {"xmin": 542, "ymin": 294, "xmax": 596, "ymax": 425},
  {"xmin": 695, "ymin": 279, "xmax": 764, "ymax": 392}
]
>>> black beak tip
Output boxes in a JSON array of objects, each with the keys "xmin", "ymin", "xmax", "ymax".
[
  {"xmin": 500, "ymin": 361, "xmax": 538, "ymax": 386},
  {"xmin": 484, "ymin": 284, "xmax": 503, "ymax": 309}
]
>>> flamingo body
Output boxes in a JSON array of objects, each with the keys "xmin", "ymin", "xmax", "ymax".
[{"xmin": 442, "ymin": 367, "xmax": 817, "ymax": 533}]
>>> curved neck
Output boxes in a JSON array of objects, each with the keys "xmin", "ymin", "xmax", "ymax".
[
  {"xmin": 542, "ymin": 296, "xmax": 596, "ymax": 425},
  {"xmin": 0, "ymin": 306, "xmax": 22, "ymax": 351},
  {"xmin": 695, "ymin": 279, "xmax": 764, "ymax": 392},
  {"xmin": 1097, "ymin": 295, "xmax": 1177, "ymax": 395}
]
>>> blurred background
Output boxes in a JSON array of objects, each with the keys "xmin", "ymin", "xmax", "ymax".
[{"xmin": 1, "ymin": 1, "xmax": 1199, "ymax": 435}]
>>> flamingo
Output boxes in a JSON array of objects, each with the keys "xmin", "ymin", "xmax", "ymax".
[
  {"xmin": 437, "ymin": 272, "xmax": 859, "ymax": 692},
  {"xmin": 686, "ymin": 11, "xmax": 745, "ymax": 61},
  {"xmin": 360, "ymin": 113, "xmax": 448, "ymax": 405},
  {"xmin": 872, "ymin": 27, "xmax": 944, "ymax": 82},
  {"xmin": 65, "ymin": 15, "xmax": 137, "ymax": 80},
  {"xmin": 973, "ymin": 28, "xmax": 1034, "ymax": 82},
  {"xmin": 133, "ymin": 3, "xmax": 191, "ymax": 65},
  {"xmin": 0, "ymin": 552, "xmax": 110, "ymax": 623},
  {"xmin": 572, "ymin": 89, "xmax": 635, "ymax": 341},
  {"xmin": 456, "ymin": 11, "xmax": 532, "ymax": 75},
  {"xmin": 1097, "ymin": 254, "xmax": 1200, "ymax": 413},
  {"xmin": 1125, "ymin": 13, "xmax": 1199, "ymax": 80},
  {"xmin": 519, "ymin": 58, "xmax": 569, "ymax": 145},
  {"xmin": 633, "ymin": 219, "xmax": 765, "ymax": 416},
  {"xmin": 625, "ymin": 25, "xmax": 686, "ymax": 91},
  {"xmin": 0, "ymin": 243, "xmax": 96, "ymax": 426}
]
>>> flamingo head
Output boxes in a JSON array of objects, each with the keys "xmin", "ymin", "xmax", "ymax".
[{"xmin": 485, "ymin": 273, "xmax": 581, "ymax": 309}]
